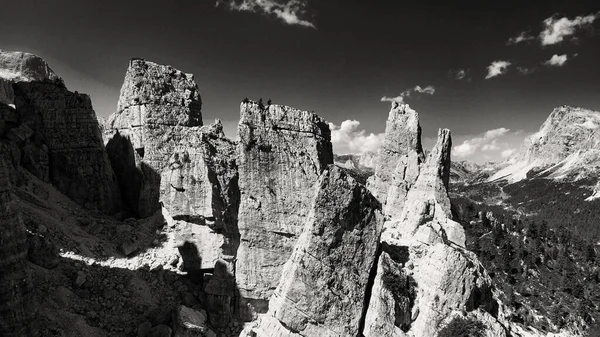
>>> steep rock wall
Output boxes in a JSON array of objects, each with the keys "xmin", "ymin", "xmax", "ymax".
[
  {"xmin": 235, "ymin": 101, "xmax": 333, "ymax": 319},
  {"xmin": 11, "ymin": 81, "xmax": 121, "ymax": 214}
]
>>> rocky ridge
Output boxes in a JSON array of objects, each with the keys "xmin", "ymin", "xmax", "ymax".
[
  {"xmin": 489, "ymin": 105, "xmax": 600, "ymax": 183},
  {"xmin": 0, "ymin": 51, "xmax": 559, "ymax": 337}
]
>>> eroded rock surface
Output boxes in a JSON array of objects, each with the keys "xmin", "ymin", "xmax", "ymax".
[
  {"xmin": 105, "ymin": 58, "xmax": 203, "ymax": 217},
  {"xmin": 363, "ymin": 127, "xmax": 502, "ymax": 337},
  {"xmin": 235, "ymin": 100, "xmax": 333, "ymax": 318},
  {"xmin": 0, "ymin": 50, "xmax": 61, "ymax": 105},
  {"xmin": 10, "ymin": 81, "xmax": 121, "ymax": 214},
  {"xmin": 368, "ymin": 102, "xmax": 425, "ymax": 218},
  {"xmin": 247, "ymin": 165, "xmax": 382, "ymax": 337}
]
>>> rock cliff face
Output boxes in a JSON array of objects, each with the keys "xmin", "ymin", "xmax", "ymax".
[
  {"xmin": 105, "ymin": 59, "xmax": 240, "ymax": 327},
  {"xmin": 261, "ymin": 166, "xmax": 382, "ymax": 337},
  {"xmin": 0, "ymin": 50, "xmax": 61, "ymax": 105},
  {"xmin": 368, "ymin": 102, "xmax": 425, "ymax": 219},
  {"xmin": 11, "ymin": 81, "xmax": 122, "ymax": 214},
  {"xmin": 489, "ymin": 105, "xmax": 600, "ymax": 183},
  {"xmin": 364, "ymin": 121, "xmax": 502, "ymax": 336},
  {"xmin": 105, "ymin": 58, "xmax": 203, "ymax": 217},
  {"xmin": 235, "ymin": 101, "xmax": 333, "ymax": 318}
]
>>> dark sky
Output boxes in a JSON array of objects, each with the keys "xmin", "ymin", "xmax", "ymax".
[{"xmin": 1, "ymin": 0, "xmax": 599, "ymax": 162}]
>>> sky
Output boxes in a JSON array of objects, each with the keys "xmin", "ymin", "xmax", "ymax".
[{"xmin": 1, "ymin": 0, "xmax": 599, "ymax": 163}]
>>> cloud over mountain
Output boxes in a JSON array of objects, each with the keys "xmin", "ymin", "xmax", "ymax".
[
  {"xmin": 216, "ymin": 0, "xmax": 315, "ymax": 28},
  {"xmin": 381, "ymin": 85, "xmax": 435, "ymax": 103},
  {"xmin": 451, "ymin": 128, "xmax": 527, "ymax": 163},
  {"xmin": 329, "ymin": 120, "xmax": 385, "ymax": 154}
]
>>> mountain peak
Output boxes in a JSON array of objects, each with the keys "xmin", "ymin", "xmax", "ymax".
[{"xmin": 0, "ymin": 50, "xmax": 62, "ymax": 105}]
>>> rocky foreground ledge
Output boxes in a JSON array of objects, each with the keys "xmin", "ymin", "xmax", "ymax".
[{"xmin": 0, "ymin": 53, "xmax": 540, "ymax": 337}]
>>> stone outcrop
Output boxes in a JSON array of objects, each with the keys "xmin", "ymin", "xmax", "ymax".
[
  {"xmin": 0, "ymin": 50, "xmax": 61, "ymax": 105},
  {"xmin": 245, "ymin": 166, "xmax": 381, "ymax": 336},
  {"xmin": 106, "ymin": 59, "xmax": 240, "ymax": 327},
  {"xmin": 382, "ymin": 129, "xmax": 464, "ymax": 248},
  {"xmin": 235, "ymin": 100, "xmax": 333, "ymax": 318},
  {"xmin": 11, "ymin": 81, "xmax": 122, "ymax": 214},
  {"xmin": 368, "ymin": 102, "xmax": 425, "ymax": 218},
  {"xmin": 105, "ymin": 58, "xmax": 203, "ymax": 217},
  {"xmin": 363, "ymin": 125, "xmax": 502, "ymax": 337}
]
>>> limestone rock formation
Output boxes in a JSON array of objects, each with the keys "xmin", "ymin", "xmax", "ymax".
[
  {"xmin": 105, "ymin": 59, "xmax": 240, "ymax": 327},
  {"xmin": 235, "ymin": 100, "xmax": 333, "ymax": 318},
  {"xmin": 363, "ymin": 127, "xmax": 502, "ymax": 337},
  {"xmin": 368, "ymin": 102, "xmax": 425, "ymax": 218},
  {"xmin": 105, "ymin": 58, "xmax": 203, "ymax": 217},
  {"xmin": 0, "ymin": 50, "xmax": 61, "ymax": 105},
  {"xmin": 11, "ymin": 81, "xmax": 121, "ymax": 214},
  {"xmin": 382, "ymin": 129, "xmax": 464, "ymax": 248},
  {"xmin": 250, "ymin": 165, "xmax": 382, "ymax": 337},
  {"xmin": 489, "ymin": 105, "xmax": 600, "ymax": 183}
]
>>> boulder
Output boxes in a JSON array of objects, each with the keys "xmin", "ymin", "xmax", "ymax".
[
  {"xmin": 171, "ymin": 305, "xmax": 216, "ymax": 337},
  {"xmin": 148, "ymin": 325, "xmax": 172, "ymax": 337},
  {"xmin": 235, "ymin": 100, "xmax": 333, "ymax": 318}
]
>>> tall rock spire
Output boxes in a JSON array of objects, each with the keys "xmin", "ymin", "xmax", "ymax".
[
  {"xmin": 105, "ymin": 58, "xmax": 204, "ymax": 217},
  {"xmin": 235, "ymin": 100, "xmax": 333, "ymax": 319},
  {"xmin": 363, "ymin": 127, "xmax": 503, "ymax": 337},
  {"xmin": 368, "ymin": 102, "xmax": 425, "ymax": 218}
]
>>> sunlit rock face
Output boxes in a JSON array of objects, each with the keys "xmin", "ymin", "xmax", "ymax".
[
  {"xmin": 364, "ymin": 127, "xmax": 502, "ymax": 337},
  {"xmin": 105, "ymin": 59, "xmax": 242, "ymax": 326},
  {"xmin": 252, "ymin": 165, "xmax": 382, "ymax": 336},
  {"xmin": 0, "ymin": 50, "xmax": 61, "ymax": 105},
  {"xmin": 489, "ymin": 105, "xmax": 600, "ymax": 183},
  {"xmin": 368, "ymin": 102, "xmax": 425, "ymax": 219},
  {"xmin": 104, "ymin": 58, "xmax": 203, "ymax": 217},
  {"xmin": 235, "ymin": 100, "xmax": 333, "ymax": 319}
]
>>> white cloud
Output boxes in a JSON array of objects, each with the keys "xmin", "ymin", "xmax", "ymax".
[
  {"xmin": 453, "ymin": 128, "xmax": 510, "ymax": 157},
  {"xmin": 540, "ymin": 13, "xmax": 598, "ymax": 45},
  {"xmin": 329, "ymin": 120, "xmax": 385, "ymax": 154},
  {"xmin": 517, "ymin": 66, "xmax": 537, "ymax": 75},
  {"xmin": 481, "ymin": 139, "xmax": 500, "ymax": 151},
  {"xmin": 414, "ymin": 85, "xmax": 435, "ymax": 95},
  {"xmin": 455, "ymin": 69, "xmax": 467, "ymax": 80},
  {"xmin": 544, "ymin": 54, "xmax": 568, "ymax": 67},
  {"xmin": 381, "ymin": 85, "xmax": 435, "ymax": 103},
  {"xmin": 485, "ymin": 60, "xmax": 511, "ymax": 79},
  {"xmin": 380, "ymin": 95, "xmax": 405, "ymax": 103},
  {"xmin": 501, "ymin": 149, "xmax": 516, "ymax": 158},
  {"xmin": 216, "ymin": 0, "xmax": 315, "ymax": 28},
  {"xmin": 508, "ymin": 31, "xmax": 535, "ymax": 44}
]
